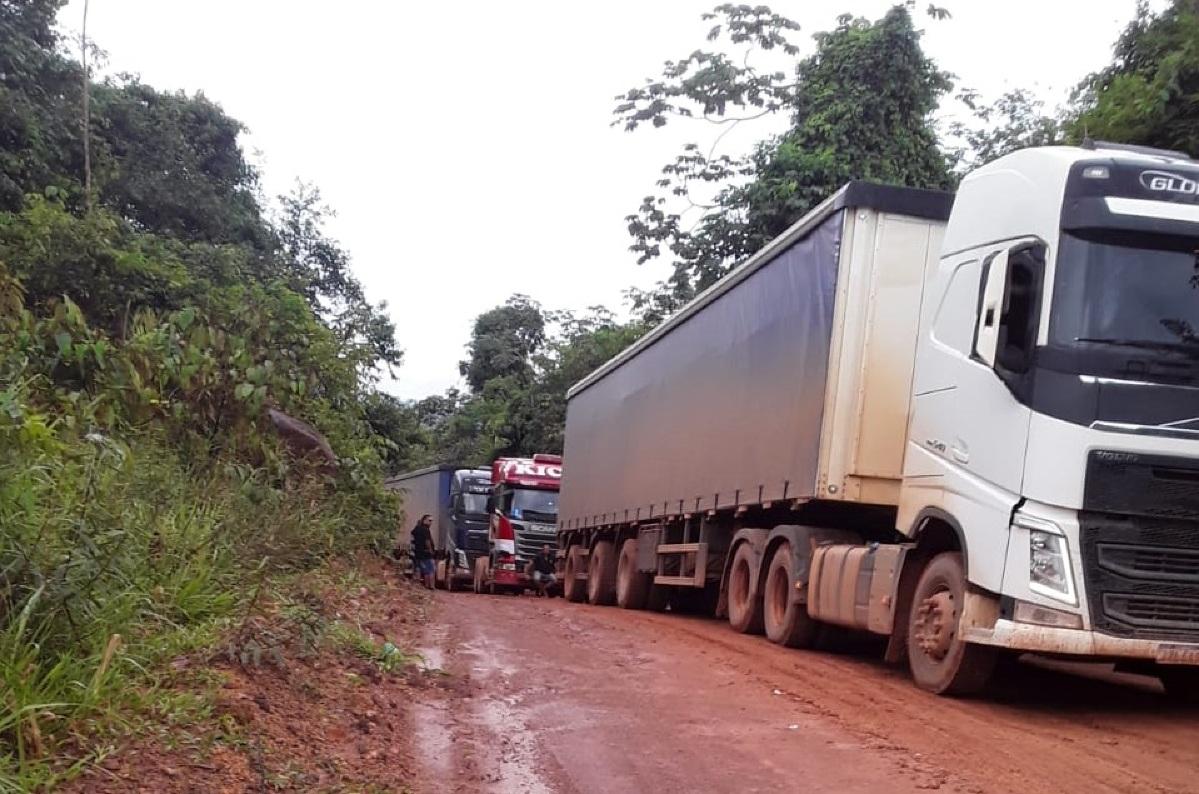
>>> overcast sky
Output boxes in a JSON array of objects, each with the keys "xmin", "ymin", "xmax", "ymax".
[{"xmin": 61, "ymin": 0, "xmax": 1153, "ymax": 399}]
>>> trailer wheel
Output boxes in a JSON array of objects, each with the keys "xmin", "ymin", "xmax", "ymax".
[
  {"xmin": 617, "ymin": 539, "xmax": 651, "ymax": 609},
  {"xmin": 907, "ymin": 552, "xmax": 997, "ymax": 696},
  {"xmin": 1158, "ymin": 667, "xmax": 1199, "ymax": 704},
  {"xmin": 587, "ymin": 540, "xmax": 618, "ymax": 606},
  {"xmin": 727, "ymin": 544, "xmax": 764, "ymax": 634},
  {"xmin": 564, "ymin": 546, "xmax": 587, "ymax": 603},
  {"xmin": 763, "ymin": 542, "xmax": 818, "ymax": 648}
]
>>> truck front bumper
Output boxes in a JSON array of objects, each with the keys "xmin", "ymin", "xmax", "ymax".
[{"xmin": 964, "ymin": 620, "xmax": 1199, "ymax": 665}]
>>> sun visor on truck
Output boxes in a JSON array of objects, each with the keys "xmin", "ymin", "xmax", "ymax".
[{"xmin": 1062, "ymin": 159, "xmax": 1199, "ymax": 238}]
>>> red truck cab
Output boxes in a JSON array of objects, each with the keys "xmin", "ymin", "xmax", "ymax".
[{"xmin": 472, "ymin": 454, "xmax": 562, "ymax": 594}]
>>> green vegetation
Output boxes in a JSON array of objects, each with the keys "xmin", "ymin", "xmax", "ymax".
[{"xmin": 0, "ymin": 0, "xmax": 401, "ymax": 786}]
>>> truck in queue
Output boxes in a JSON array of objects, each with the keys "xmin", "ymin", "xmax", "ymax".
[
  {"xmin": 556, "ymin": 143, "xmax": 1199, "ymax": 696},
  {"xmin": 385, "ymin": 465, "xmax": 491, "ymax": 591},
  {"xmin": 473, "ymin": 455, "xmax": 562, "ymax": 595}
]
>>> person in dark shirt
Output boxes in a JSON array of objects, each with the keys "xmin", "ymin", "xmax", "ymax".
[
  {"xmin": 529, "ymin": 544, "xmax": 557, "ymax": 597},
  {"xmin": 411, "ymin": 514, "xmax": 436, "ymax": 589}
]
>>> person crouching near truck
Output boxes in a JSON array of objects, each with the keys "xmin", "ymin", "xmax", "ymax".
[
  {"xmin": 530, "ymin": 544, "xmax": 557, "ymax": 597},
  {"xmin": 411, "ymin": 514, "xmax": 436, "ymax": 590}
]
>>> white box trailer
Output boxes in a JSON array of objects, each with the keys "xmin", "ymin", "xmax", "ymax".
[{"xmin": 559, "ymin": 182, "xmax": 949, "ymax": 530}]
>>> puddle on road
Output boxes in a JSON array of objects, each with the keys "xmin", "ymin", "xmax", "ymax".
[
  {"xmin": 416, "ymin": 644, "xmax": 446, "ymax": 672},
  {"xmin": 410, "ymin": 702, "xmax": 454, "ymax": 778},
  {"xmin": 478, "ymin": 692, "xmax": 553, "ymax": 794}
]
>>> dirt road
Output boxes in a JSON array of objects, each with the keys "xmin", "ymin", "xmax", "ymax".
[{"xmin": 411, "ymin": 590, "xmax": 1199, "ymax": 794}]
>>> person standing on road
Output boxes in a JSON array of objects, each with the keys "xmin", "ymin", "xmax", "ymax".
[
  {"xmin": 530, "ymin": 544, "xmax": 557, "ymax": 597},
  {"xmin": 411, "ymin": 514, "xmax": 436, "ymax": 590}
]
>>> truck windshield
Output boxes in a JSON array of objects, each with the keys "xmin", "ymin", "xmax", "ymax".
[
  {"xmin": 508, "ymin": 489, "xmax": 558, "ymax": 522},
  {"xmin": 1050, "ymin": 231, "xmax": 1199, "ymax": 356},
  {"xmin": 461, "ymin": 493, "xmax": 488, "ymax": 515}
]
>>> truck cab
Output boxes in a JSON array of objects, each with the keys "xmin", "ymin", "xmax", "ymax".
[
  {"xmin": 438, "ymin": 468, "xmax": 491, "ymax": 589},
  {"xmin": 901, "ymin": 144, "xmax": 1199, "ymax": 687},
  {"xmin": 472, "ymin": 455, "xmax": 562, "ymax": 594}
]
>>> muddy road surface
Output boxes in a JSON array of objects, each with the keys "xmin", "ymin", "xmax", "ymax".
[{"xmin": 410, "ymin": 591, "xmax": 1199, "ymax": 794}]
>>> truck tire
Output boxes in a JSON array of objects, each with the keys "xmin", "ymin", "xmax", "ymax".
[
  {"xmin": 763, "ymin": 541, "xmax": 818, "ymax": 648},
  {"xmin": 1158, "ymin": 667, "xmax": 1199, "ymax": 704},
  {"xmin": 907, "ymin": 551, "xmax": 997, "ymax": 696},
  {"xmin": 564, "ymin": 546, "xmax": 588, "ymax": 603},
  {"xmin": 587, "ymin": 540, "xmax": 618, "ymax": 606},
  {"xmin": 617, "ymin": 538, "xmax": 651, "ymax": 609},
  {"xmin": 727, "ymin": 543, "xmax": 764, "ymax": 634}
]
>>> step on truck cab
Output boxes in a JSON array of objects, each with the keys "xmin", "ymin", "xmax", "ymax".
[
  {"xmin": 472, "ymin": 454, "xmax": 562, "ymax": 595},
  {"xmin": 557, "ymin": 143, "xmax": 1199, "ymax": 696}
]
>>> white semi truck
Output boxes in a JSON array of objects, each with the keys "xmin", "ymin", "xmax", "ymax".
[{"xmin": 557, "ymin": 143, "xmax": 1199, "ymax": 696}]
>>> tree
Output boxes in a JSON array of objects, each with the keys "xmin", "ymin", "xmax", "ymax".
[
  {"xmin": 1071, "ymin": 0, "xmax": 1199, "ymax": 155},
  {"xmin": 93, "ymin": 79, "xmax": 270, "ymax": 249},
  {"xmin": 459, "ymin": 294, "xmax": 545, "ymax": 392},
  {"xmin": 617, "ymin": 4, "xmax": 954, "ymax": 297},
  {"xmin": 947, "ymin": 89, "xmax": 1066, "ymax": 173}
]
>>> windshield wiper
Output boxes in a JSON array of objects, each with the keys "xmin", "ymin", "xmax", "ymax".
[{"xmin": 1074, "ymin": 337, "xmax": 1199, "ymax": 355}]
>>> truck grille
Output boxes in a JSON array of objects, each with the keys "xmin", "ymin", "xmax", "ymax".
[
  {"xmin": 512, "ymin": 522, "xmax": 556, "ymax": 563},
  {"xmin": 1097, "ymin": 543, "xmax": 1199, "ymax": 583},
  {"xmin": 1103, "ymin": 593, "xmax": 1199, "ymax": 632},
  {"xmin": 1081, "ymin": 450, "xmax": 1199, "ymax": 641}
]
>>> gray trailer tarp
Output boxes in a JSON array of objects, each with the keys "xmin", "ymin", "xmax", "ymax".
[{"xmin": 559, "ymin": 211, "xmax": 842, "ymax": 530}]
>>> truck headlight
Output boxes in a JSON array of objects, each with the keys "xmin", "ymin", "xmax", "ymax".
[{"xmin": 1016, "ymin": 513, "xmax": 1077, "ymax": 605}]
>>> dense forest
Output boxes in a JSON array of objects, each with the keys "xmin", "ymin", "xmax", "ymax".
[{"xmin": 1, "ymin": 0, "xmax": 1196, "ymax": 786}]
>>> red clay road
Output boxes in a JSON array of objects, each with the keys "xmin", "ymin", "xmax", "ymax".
[{"xmin": 409, "ymin": 590, "xmax": 1199, "ymax": 794}]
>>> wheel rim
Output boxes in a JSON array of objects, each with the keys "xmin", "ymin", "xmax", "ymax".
[{"xmin": 913, "ymin": 588, "xmax": 956, "ymax": 661}]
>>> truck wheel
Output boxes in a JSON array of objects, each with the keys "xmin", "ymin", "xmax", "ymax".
[
  {"xmin": 907, "ymin": 552, "xmax": 997, "ymax": 696},
  {"xmin": 1158, "ymin": 667, "xmax": 1199, "ymax": 705},
  {"xmin": 763, "ymin": 542, "xmax": 818, "ymax": 648},
  {"xmin": 727, "ymin": 543, "xmax": 764, "ymax": 634},
  {"xmin": 587, "ymin": 540, "xmax": 618, "ymax": 606},
  {"xmin": 564, "ymin": 546, "xmax": 587, "ymax": 603},
  {"xmin": 617, "ymin": 539, "xmax": 651, "ymax": 609}
]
